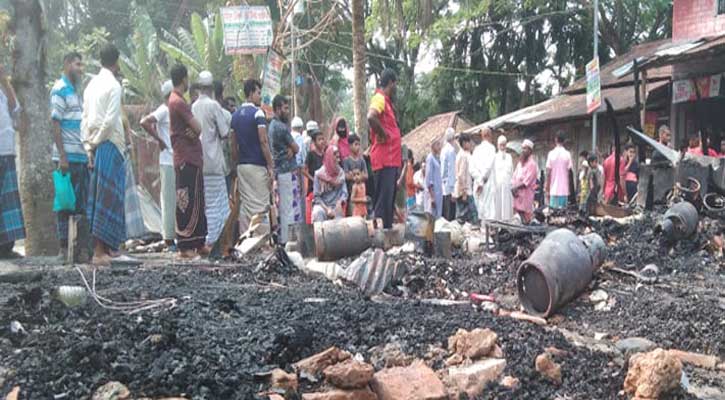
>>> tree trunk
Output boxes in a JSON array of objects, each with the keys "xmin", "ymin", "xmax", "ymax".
[
  {"xmin": 351, "ymin": 0, "xmax": 368, "ymax": 147},
  {"xmin": 11, "ymin": 0, "xmax": 58, "ymax": 256}
]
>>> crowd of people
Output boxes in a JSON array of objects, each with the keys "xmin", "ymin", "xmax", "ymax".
[{"xmin": 3, "ymin": 44, "xmax": 725, "ymax": 262}]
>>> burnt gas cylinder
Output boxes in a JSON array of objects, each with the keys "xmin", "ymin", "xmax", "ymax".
[
  {"xmin": 314, "ymin": 216, "xmax": 373, "ymax": 261},
  {"xmin": 517, "ymin": 229, "xmax": 606, "ymax": 317},
  {"xmin": 656, "ymin": 201, "xmax": 699, "ymax": 243}
]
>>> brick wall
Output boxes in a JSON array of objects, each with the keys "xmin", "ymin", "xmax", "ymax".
[{"xmin": 673, "ymin": 0, "xmax": 725, "ymax": 41}]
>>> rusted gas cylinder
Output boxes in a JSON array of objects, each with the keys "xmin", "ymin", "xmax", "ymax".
[
  {"xmin": 656, "ymin": 201, "xmax": 699, "ymax": 243},
  {"xmin": 517, "ymin": 229, "xmax": 606, "ymax": 317},
  {"xmin": 314, "ymin": 217, "xmax": 373, "ymax": 261}
]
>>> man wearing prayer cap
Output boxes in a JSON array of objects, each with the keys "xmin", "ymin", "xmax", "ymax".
[
  {"xmin": 492, "ymin": 134, "xmax": 513, "ymax": 221},
  {"xmin": 469, "ymin": 127, "xmax": 496, "ymax": 220},
  {"xmin": 440, "ymin": 127, "xmax": 457, "ymax": 221},
  {"xmin": 192, "ymin": 70, "xmax": 232, "ymax": 249}
]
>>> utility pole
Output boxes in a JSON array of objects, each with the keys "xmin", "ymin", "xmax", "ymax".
[
  {"xmin": 592, "ymin": 0, "xmax": 599, "ymax": 154},
  {"xmin": 291, "ymin": 15, "xmax": 297, "ymax": 116}
]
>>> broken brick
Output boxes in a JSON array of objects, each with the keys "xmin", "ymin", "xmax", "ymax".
[
  {"xmin": 270, "ymin": 368, "xmax": 299, "ymax": 393},
  {"xmin": 445, "ymin": 358, "xmax": 506, "ymax": 397},
  {"xmin": 447, "ymin": 328, "xmax": 498, "ymax": 359},
  {"xmin": 91, "ymin": 382, "xmax": 131, "ymax": 400},
  {"xmin": 324, "ymin": 360, "xmax": 375, "ymax": 389},
  {"xmin": 535, "ymin": 353, "xmax": 562, "ymax": 385},
  {"xmin": 624, "ymin": 349, "xmax": 682, "ymax": 399},
  {"xmin": 500, "ymin": 375, "xmax": 519, "ymax": 390},
  {"xmin": 667, "ymin": 349, "xmax": 719, "ymax": 369},
  {"xmin": 294, "ymin": 347, "xmax": 352, "ymax": 378},
  {"xmin": 301, "ymin": 387, "xmax": 378, "ymax": 400},
  {"xmin": 370, "ymin": 360, "xmax": 447, "ymax": 400},
  {"xmin": 544, "ymin": 346, "xmax": 569, "ymax": 358}
]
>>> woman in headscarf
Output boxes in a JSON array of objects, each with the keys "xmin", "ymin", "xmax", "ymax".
[
  {"xmin": 511, "ymin": 139, "xmax": 539, "ymax": 223},
  {"xmin": 330, "ymin": 117, "xmax": 351, "ymax": 161},
  {"xmin": 492, "ymin": 135, "xmax": 514, "ymax": 221},
  {"xmin": 311, "ymin": 145, "xmax": 348, "ymax": 222}
]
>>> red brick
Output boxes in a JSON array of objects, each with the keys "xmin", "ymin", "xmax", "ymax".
[{"xmin": 370, "ymin": 361, "xmax": 447, "ymax": 400}]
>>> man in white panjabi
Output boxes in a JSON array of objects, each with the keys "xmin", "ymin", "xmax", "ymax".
[
  {"xmin": 470, "ymin": 127, "xmax": 496, "ymax": 220},
  {"xmin": 492, "ymin": 135, "xmax": 514, "ymax": 221}
]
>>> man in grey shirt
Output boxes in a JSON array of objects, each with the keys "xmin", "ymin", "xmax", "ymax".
[
  {"xmin": 192, "ymin": 71, "xmax": 231, "ymax": 247},
  {"xmin": 269, "ymin": 95, "xmax": 299, "ymax": 244}
]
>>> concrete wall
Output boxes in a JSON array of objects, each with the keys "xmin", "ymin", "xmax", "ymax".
[{"xmin": 673, "ymin": 0, "xmax": 725, "ymax": 41}]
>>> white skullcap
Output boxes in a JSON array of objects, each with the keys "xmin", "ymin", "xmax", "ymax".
[
  {"xmin": 522, "ymin": 139, "xmax": 534, "ymax": 150},
  {"xmin": 444, "ymin": 127, "xmax": 455, "ymax": 141},
  {"xmin": 306, "ymin": 120, "xmax": 320, "ymax": 132},
  {"xmin": 498, "ymin": 135, "xmax": 508, "ymax": 145},
  {"xmin": 291, "ymin": 117, "xmax": 304, "ymax": 129},
  {"xmin": 161, "ymin": 80, "xmax": 173, "ymax": 97},
  {"xmin": 197, "ymin": 70, "xmax": 213, "ymax": 86}
]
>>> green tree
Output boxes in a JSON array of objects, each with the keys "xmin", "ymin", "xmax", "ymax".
[
  {"xmin": 119, "ymin": 5, "xmax": 166, "ymax": 105},
  {"xmin": 160, "ymin": 11, "xmax": 230, "ymax": 85}
]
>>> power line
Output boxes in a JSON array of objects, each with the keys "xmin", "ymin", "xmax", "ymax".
[{"xmin": 314, "ymin": 37, "xmax": 534, "ymax": 77}]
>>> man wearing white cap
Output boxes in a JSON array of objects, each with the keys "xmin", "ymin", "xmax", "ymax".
[
  {"xmin": 492, "ymin": 135, "xmax": 513, "ymax": 221},
  {"xmin": 192, "ymin": 70, "xmax": 231, "ymax": 248},
  {"xmin": 470, "ymin": 127, "xmax": 496, "ymax": 220},
  {"xmin": 512, "ymin": 139, "xmax": 538, "ymax": 223},
  {"xmin": 140, "ymin": 80, "xmax": 176, "ymax": 249}
]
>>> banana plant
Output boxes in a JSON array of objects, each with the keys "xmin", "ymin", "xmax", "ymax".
[
  {"xmin": 159, "ymin": 11, "xmax": 231, "ymax": 84},
  {"xmin": 119, "ymin": 4, "xmax": 167, "ymax": 105}
]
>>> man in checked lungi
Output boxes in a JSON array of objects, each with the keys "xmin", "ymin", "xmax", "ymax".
[
  {"xmin": 50, "ymin": 52, "xmax": 88, "ymax": 261},
  {"xmin": 0, "ymin": 64, "xmax": 25, "ymax": 259},
  {"xmin": 81, "ymin": 44, "xmax": 127, "ymax": 265}
]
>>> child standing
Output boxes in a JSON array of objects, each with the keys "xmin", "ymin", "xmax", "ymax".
[{"xmin": 351, "ymin": 170, "xmax": 368, "ymax": 218}]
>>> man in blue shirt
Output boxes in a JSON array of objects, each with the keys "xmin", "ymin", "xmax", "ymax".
[
  {"xmin": 269, "ymin": 95, "xmax": 299, "ymax": 243},
  {"xmin": 50, "ymin": 52, "xmax": 88, "ymax": 261},
  {"xmin": 231, "ymin": 79, "xmax": 274, "ymax": 234}
]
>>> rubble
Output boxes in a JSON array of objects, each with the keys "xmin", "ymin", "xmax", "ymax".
[
  {"xmin": 369, "ymin": 361, "xmax": 447, "ymax": 400},
  {"xmin": 499, "ymin": 375, "xmax": 519, "ymax": 390},
  {"xmin": 323, "ymin": 360, "xmax": 375, "ymax": 389},
  {"xmin": 301, "ymin": 387, "xmax": 378, "ymax": 400},
  {"xmin": 447, "ymin": 328, "xmax": 498, "ymax": 359},
  {"xmin": 269, "ymin": 368, "xmax": 298, "ymax": 394},
  {"xmin": 294, "ymin": 347, "xmax": 353, "ymax": 379},
  {"xmin": 667, "ymin": 349, "xmax": 720, "ymax": 369},
  {"xmin": 92, "ymin": 381, "xmax": 131, "ymax": 400},
  {"xmin": 369, "ymin": 342, "xmax": 414, "ymax": 369},
  {"xmin": 615, "ymin": 337, "xmax": 658, "ymax": 355},
  {"xmin": 535, "ymin": 352, "xmax": 562, "ymax": 385},
  {"xmin": 444, "ymin": 358, "xmax": 506, "ymax": 397},
  {"xmin": 624, "ymin": 349, "xmax": 683, "ymax": 399}
]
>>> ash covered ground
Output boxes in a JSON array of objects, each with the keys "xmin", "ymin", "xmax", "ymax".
[{"xmin": 0, "ymin": 211, "xmax": 723, "ymax": 399}]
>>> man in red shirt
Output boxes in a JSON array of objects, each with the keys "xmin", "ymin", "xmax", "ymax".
[
  {"xmin": 367, "ymin": 69, "xmax": 402, "ymax": 229},
  {"xmin": 168, "ymin": 64, "xmax": 205, "ymax": 260},
  {"xmin": 602, "ymin": 144, "xmax": 625, "ymax": 204}
]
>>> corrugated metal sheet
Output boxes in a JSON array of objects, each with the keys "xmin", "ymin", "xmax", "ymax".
[
  {"xmin": 640, "ymin": 33, "xmax": 725, "ymax": 70},
  {"xmin": 463, "ymin": 81, "xmax": 668, "ymax": 132},
  {"xmin": 565, "ymin": 39, "xmax": 673, "ymax": 94}
]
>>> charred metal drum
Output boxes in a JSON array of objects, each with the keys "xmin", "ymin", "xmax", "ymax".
[
  {"xmin": 314, "ymin": 217, "xmax": 373, "ymax": 261},
  {"xmin": 517, "ymin": 229, "xmax": 606, "ymax": 317},
  {"xmin": 655, "ymin": 201, "xmax": 699, "ymax": 243}
]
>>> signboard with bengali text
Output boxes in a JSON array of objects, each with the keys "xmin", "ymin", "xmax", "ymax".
[
  {"xmin": 260, "ymin": 48, "xmax": 285, "ymax": 116},
  {"xmin": 221, "ymin": 6, "xmax": 273, "ymax": 55},
  {"xmin": 586, "ymin": 57, "xmax": 601, "ymax": 114},
  {"xmin": 672, "ymin": 74, "xmax": 722, "ymax": 104}
]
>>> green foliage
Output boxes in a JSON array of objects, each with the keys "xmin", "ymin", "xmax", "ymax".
[
  {"xmin": 119, "ymin": 4, "xmax": 166, "ymax": 104},
  {"xmin": 160, "ymin": 11, "xmax": 231, "ymax": 83}
]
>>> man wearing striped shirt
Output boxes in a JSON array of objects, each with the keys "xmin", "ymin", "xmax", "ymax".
[{"xmin": 50, "ymin": 52, "xmax": 87, "ymax": 261}]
